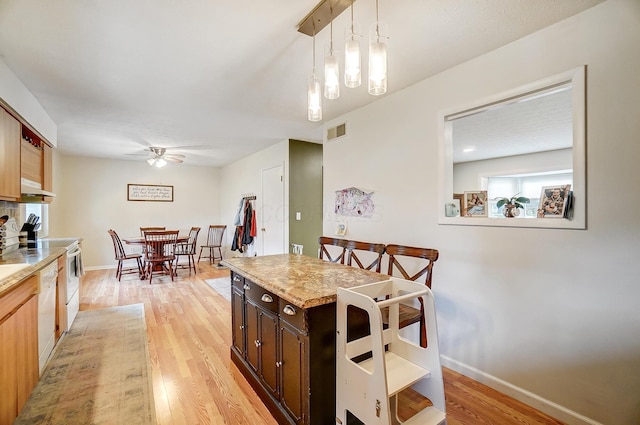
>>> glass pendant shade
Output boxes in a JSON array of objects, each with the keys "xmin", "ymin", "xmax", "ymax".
[
  {"xmin": 368, "ymin": 22, "xmax": 388, "ymax": 96},
  {"xmin": 324, "ymin": 52, "xmax": 340, "ymax": 99},
  {"xmin": 344, "ymin": 24, "xmax": 361, "ymax": 88},
  {"xmin": 308, "ymin": 74, "xmax": 322, "ymax": 122}
]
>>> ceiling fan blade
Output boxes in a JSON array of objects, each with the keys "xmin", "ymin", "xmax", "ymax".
[
  {"xmin": 164, "ymin": 157, "xmax": 183, "ymax": 163},
  {"xmin": 164, "ymin": 153, "xmax": 186, "ymax": 159}
]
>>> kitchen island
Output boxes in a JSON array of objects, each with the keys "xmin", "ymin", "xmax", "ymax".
[{"xmin": 222, "ymin": 254, "xmax": 387, "ymax": 425}]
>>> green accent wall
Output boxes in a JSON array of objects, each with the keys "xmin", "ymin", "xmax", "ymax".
[{"xmin": 288, "ymin": 140, "xmax": 323, "ymax": 257}]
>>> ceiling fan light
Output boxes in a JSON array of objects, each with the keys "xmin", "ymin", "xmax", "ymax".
[
  {"xmin": 147, "ymin": 157, "xmax": 156, "ymax": 166},
  {"xmin": 154, "ymin": 158, "xmax": 167, "ymax": 168}
]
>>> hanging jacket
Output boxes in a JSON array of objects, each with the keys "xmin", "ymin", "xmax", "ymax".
[{"xmin": 242, "ymin": 202, "xmax": 253, "ymax": 246}]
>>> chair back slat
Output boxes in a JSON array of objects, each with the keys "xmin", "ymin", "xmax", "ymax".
[
  {"xmin": 318, "ymin": 236, "xmax": 348, "ymax": 264},
  {"xmin": 144, "ymin": 230, "xmax": 179, "ymax": 261},
  {"xmin": 206, "ymin": 225, "xmax": 227, "ymax": 246},
  {"xmin": 108, "ymin": 229, "xmax": 127, "ymax": 259},
  {"xmin": 140, "ymin": 226, "xmax": 166, "ymax": 237},
  {"xmin": 385, "ymin": 244, "xmax": 439, "ymax": 288},
  {"xmin": 345, "ymin": 240, "xmax": 386, "ymax": 272}
]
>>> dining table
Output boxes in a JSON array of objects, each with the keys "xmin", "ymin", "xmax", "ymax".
[{"xmin": 123, "ymin": 234, "xmax": 190, "ymax": 278}]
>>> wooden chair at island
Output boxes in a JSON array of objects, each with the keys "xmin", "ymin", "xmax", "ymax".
[
  {"xmin": 344, "ymin": 239, "xmax": 386, "ymax": 272},
  {"xmin": 174, "ymin": 226, "xmax": 200, "ymax": 275},
  {"xmin": 318, "ymin": 236, "xmax": 348, "ymax": 264},
  {"xmin": 383, "ymin": 244, "xmax": 439, "ymax": 348},
  {"xmin": 198, "ymin": 225, "xmax": 227, "ymax": 265},
  {"xmin": 143, "ymin": 230, "xmax": 178, "ymax": 284},
  {"xmin": 108, "ymin": 229, "xmax": 145, "ymax": 281}
]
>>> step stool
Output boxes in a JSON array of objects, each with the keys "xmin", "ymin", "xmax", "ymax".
[{"xmin": 336, "ymin": 277, "xmax": 446, "ymax": 425}]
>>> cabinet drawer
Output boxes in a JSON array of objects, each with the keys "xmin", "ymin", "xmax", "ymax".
[
  {"xmin": 244, "ymin": 280, "xmax": 279, "ymax": 313},
  {"xmin": 278, "ymin": 299, "xmax": 306, "ymax": 332},
  {"xmin": 231, "ymin": 272, "xmax": 244, "ymax": 290}
]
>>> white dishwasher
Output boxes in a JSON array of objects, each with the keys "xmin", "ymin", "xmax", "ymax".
[{"xmin": 38, "ymin": 261, "xmax": 58, "ymax": 374}]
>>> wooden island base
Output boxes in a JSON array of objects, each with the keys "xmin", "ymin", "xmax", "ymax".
[{"xmin": 223, "ymin": 254, "xmax": 386, "ymax": 425}]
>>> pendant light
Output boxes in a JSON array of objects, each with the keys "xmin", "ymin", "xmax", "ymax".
[
  {"xmin": 344, "ymin": 3, "xmax": 361, "ymax": 88},
  {"xmin": 324, "ymin": 12, "xmax": 340, "ymax": 99},
  {"xmin": 368, "ymin": 0, "xmax": 388, "ymax": 96},
  {"xmin": 307, "ymin": 26, "xmax": 322, "ymax": 122}
]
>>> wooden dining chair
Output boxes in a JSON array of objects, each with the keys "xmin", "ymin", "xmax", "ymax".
[
  {"xmin": 198, "ymin": 225, "xmax": 227, "ymax": 265},
  {"xmin": 318, "ymin": 236, "xmax": 348, "ymax": 264},
  {"xmin": 384, "ymin": 244, "xmax": 439, "ymax": 348},
  {"xmin": 143, "ymin": 230, "xmax": 179, "ymax": 284},
  {"xmin": 140, "ymin": 226, "xmax": 165, "ymax": 236},
  {"xmin": 344, "ymin": 240, "xmax": 386, "ymax": 272},
  {"xmin": 175, "ymin": 227, "xmax": 200, "ymax": 274},
  {"xmin": 108, "ymin": 229, "xmax": 145, "ymax": 281}
]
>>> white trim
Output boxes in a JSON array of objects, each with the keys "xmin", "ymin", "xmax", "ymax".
[{"xmin": 438, "ymin": 65, "xmax": 586, "ymax": 229}]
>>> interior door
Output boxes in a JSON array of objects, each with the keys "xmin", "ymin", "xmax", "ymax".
[{"xmin": 261, "ymin": 164, "xmax": 285, "ymax": 255}]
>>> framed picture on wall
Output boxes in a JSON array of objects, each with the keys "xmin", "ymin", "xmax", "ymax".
[
  {"xmin": 538, "ymin": 184, "xmax": 571, "ymax": 218},
  {"xmin": 463, "ymin": 191, "xmax": 488, "ymax": 217}
]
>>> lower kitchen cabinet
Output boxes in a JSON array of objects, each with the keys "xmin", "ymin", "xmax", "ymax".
[
  {"xmin": 0, "ymin": 275, "xmax": 39, "ymax": 425},
  {"xmin": 230, "ymin": 271, "xmax": 335, "ymax": 425}
]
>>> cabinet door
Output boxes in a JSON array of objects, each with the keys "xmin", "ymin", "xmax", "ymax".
[
  {"xmin": 231, "ymin": 285, "xmax": 245, "ymax": 356},
  {"xmin": 279, "ymin": 321, "xmax": 307, "ymax": 423},
  {"xmin": 15, "ymin": 295, "xmax": 39, "ymax": 413},
  {"xmin": 0, "ymin": 313, "xmax": 18, "ymax": 424},
  {"xmin": 0, "ymin": 108, "xmax": 21, "ymax": 200},
  {"xmin": 42, "ymin": 143, "xmax": 53, "ymax": 202},
  {"xmin": 245, "ymin": 300, "xmax": 260, "ymax": 374},
  {"xmin": 259, "ymin": 308, "xmax": 278, "ymax": 398}
]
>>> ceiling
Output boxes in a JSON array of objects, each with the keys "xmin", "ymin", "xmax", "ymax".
[{"xmin": 0, "ymin": 0, "xmax": 604, "ymax": 167}]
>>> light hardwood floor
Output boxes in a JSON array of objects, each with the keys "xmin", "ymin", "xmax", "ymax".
[{"xmin": 80, "ymin": 262, "xmax": 565, "ymax": 425}]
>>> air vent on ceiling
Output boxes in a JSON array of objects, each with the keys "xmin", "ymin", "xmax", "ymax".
[{"xmin": 327, "ymin": 123, "xmax": 346, "ymax": 141}]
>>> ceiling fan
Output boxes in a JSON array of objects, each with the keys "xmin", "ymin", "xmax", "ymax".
[{"xmin": 146, "ymin": 147, "xmax": 185, "ymax": 168}]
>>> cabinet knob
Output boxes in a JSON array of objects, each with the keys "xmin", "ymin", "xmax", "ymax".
[
  {"xmin": 243, "ymin": 283, "xmax": 250, "ymax": 290},
  {"xmin": 276, "ymin": 361, "xmax": 282, "ymax": 367},
  {"xmin": 255, "ymin": 340, "xmax": 261, "ymax": 347},
  {"xmin": 233, "ymin": 275, "xmax": 242, "ymax": 282},
  {"xmin": 283, "ymin": 305, "xmax": 296, "ymax": 316},
  {"xmin": 261, "ymin": 294, "xmax": 274, "ymax": 303}
]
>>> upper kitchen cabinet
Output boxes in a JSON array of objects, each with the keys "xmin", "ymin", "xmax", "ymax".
[
  {"xmin": 20, "ymin": 125, "xmax": 54, "ymax": 203},
  {"xmin": 0, "ymin": 107, "xmax": 21, "ymax": 201}
]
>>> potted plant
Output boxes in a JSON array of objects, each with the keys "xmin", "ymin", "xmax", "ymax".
[{"xmin": 495, "ymin": 194, "xmax": 530, "ymax": 217}]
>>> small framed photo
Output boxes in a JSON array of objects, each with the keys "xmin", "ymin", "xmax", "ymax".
[
  {"xmin": 463, "ymin": 191, "xmax": 488, "ymax": 217},
  {"xmin": 538, "ymin": 184, "xmax": 571, "ymax": 218}
]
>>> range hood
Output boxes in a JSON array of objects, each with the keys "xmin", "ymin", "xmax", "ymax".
[{"xmin": 21, "ymin": 178, "xmax": 56, "ymax": 197}]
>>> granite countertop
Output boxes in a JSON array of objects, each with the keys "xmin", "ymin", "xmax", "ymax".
[
  {"xmin": 222, "ymin": 254, "xmax": 389, "ymax": 309},
  {"xmin": 0, "ymin": 238, "xmax": 81, "ymax": 297}
]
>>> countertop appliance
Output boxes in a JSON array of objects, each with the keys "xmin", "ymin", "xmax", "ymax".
[
  {"xmin": 0, "ymin": 218, "xmax": 20, "ymax": 254},
  {"xmin": 38, "ymin": 260, "xmax": 58, "ymax": 374}
]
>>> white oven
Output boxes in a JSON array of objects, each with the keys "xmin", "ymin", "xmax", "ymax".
[{"xmin": 64, "ymin": 241, "xmax": 82, "ymax": 331}]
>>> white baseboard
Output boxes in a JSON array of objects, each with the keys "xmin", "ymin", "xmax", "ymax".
[
  {"xmin": 84, "ymin": 265, "xmax": 115, "ymax": 271},
  {"xmin": 440, "ymin": 355, "xmax": 602, "ymax": 425}
]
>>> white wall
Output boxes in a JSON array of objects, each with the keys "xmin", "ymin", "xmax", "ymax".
[
  {"xmin": 0, "ymin": 57, "xmax": 57, "ymax": 146},
  {"xmin": 323, "ymin": 1, "xmax": 640, "ymax": 424},
  {"xmin": 219, "ymin": 140, "xmax": 289, "ymax": 258},
  {"xmin": 49, "ymin": 155, "xmax": 221, "ymax": 268},
  {"xmin": 453, "ymin": 149, "xmax": 572, "ymax": 193}
]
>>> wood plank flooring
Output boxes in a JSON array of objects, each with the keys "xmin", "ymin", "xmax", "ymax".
[{"xmin": 80, "ymin": 262, "xmax": 565, "ymax": 425}]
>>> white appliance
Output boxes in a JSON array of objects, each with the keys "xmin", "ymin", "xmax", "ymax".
[
  {"xmin": 0, "ymin": 217, "xmax": 20, "ymax": 254},
  {"xmin": 64, "ymin": 241, "xmax": 82, "ymax": 332},
  {"xmin": 38, "ymin": 260, "xmax": 58, "ymax": 374}
]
